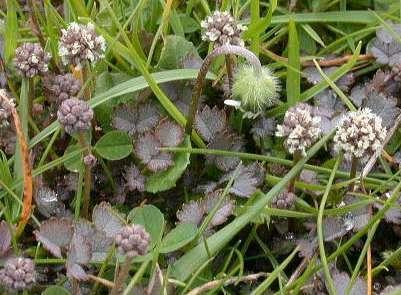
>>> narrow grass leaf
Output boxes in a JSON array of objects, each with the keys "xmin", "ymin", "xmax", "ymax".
[{"xmin": 286, "ymin": 19, "xmax": 300, "ymax": 106}]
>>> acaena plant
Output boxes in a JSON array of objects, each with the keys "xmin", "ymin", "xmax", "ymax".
[{"xmin": 185, "ymin": 44, "xmax": 280, "ymax": 135}]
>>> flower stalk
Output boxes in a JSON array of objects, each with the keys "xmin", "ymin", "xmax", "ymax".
[
  {"xmin": 111, "ymin": 256, "xmax": 133, "ymax": 295},
  {"xmin": 185, "ymin": 44, "xmax": 262, "ymax": 135},
  {"xmin": 78, "ymin": 132, "xmax": 92, "ymax": 218}
]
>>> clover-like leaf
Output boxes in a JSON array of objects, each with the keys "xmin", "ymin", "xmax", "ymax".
[
  {"xmin": 112, "ymin": 102, "xmax": 161, "ymax": 137},
  {"xmin": 304, "ymin": 66, "xmax": 355, "ymax": 91},
  {"xmin": 363, "ymin": 90, "xmax": 400, "ymax": 128},
  {"xmin": 369, "ymin": 23, "xmax": 401, "ymax": 66},
  {"xmin": 374, "ymin": 195, "xmax": 401, "ymax": 225},
  {"xmin": 92, "ymin": 202, "xmax": 125, "ymax": 238},
  {"xmin": 0, "ymin": 221, "xmax": 11, "ymax": 258},
  {"xmin": 201, "ymin": 191, "xmax": 235, "ymax": 227},
  {"xmin": 135, "ymin": 133, "xmax": 161, "ymax": 164},
  {"xmin": 160, "ymin": 81, "xmax": 194, "ymax": 114},
  {"xmin": 123, "ymin": 164, "xmax": 145, "ymax": 192},
  {"xmin": 136, "ymin": 102, "xmax": 161, "ymax": 134},
  {"xmin": 177, "ymin": 200, "xmax": 204, "ymax": 226},
  {"xmin": 323, "ymin": 216, "xmax": 350, "ymax": 242},
  {"xmin": 194, "ymin": 105, "xmax": 227, "ymax": 142},
  {"xmin": 154, "ymin": 119, "xmax": 184, "ymax": 147},
  {"xmin": 206, "ymin": 131, "xmax": 244, "ymax": 172},
  {"xmin": 34, "ymin": 218, "xmax": 74, "ymax": 258},
  {"xmin": 66, "ymin": 234, "xmax": 92, "ymax": 281},
  {"xmin": 296, "ymin": 237, "xmax": 317, "ymax": 259},
  {"xmin": 91, "ymin": 230, "xmax": 113, "ymax": 262},
  {"xmin": 343, "ymin": 195, "xmax": 370, "ymax": 231},
  {"xmin": 332, "ymin": 271, "xmax": 367, "ymax": 295},
  {"xmin": 34, "ymin": 187, "xmax": 66, "ymax": 218},
  {"xmin": 220, "ymin": 162, "xmax": 265, "ymax": 198},
  {"xmin": 112, "ymin": 105, "xmax": 137, "ymax": 137},
  {"xmin": 250, "ymin": 116, "xmax": 276, "ymax": 140}
]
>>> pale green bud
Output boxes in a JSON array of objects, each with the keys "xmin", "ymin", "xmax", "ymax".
[{"xmin": 231, "ymin": 64, "xmax": 280, "ymax": 117}]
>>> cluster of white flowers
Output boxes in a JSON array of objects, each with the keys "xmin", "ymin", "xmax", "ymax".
[
  {"xmin": 14, "ymin": 43, "xmax": 51, "ymax": 78},
  {"xmin": 276, "ymin": 103, "xmax": 322, "ymax": 156},
  {"xmin": 201, "ymin": 11, "xmax": 246, "ymax": 46},
  {"xmin": 58, "ymin": 22, "xmax": 106, "ymax": 66},
  {"xmin": 333, "ymin": 108, "xmax": 387, "ymax": 162}
]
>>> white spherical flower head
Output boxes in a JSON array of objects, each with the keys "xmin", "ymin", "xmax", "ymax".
[
  {"xmin": 333, "ymin": 108, "xmax": 387, "ymax": 162},
  {"xmin": 276, "ymin": 103, "xmax": 322, "ymax": 156},
  {"xmin": 201, "ymin": 11, "xmax": 246, "ymax": 46},
  {"xmin": 59, "ymin": 22, "xmax": 106, "ymax": 66}
]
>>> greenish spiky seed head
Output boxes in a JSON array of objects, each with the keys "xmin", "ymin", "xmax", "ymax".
[{"xmin": 231, "ymin": 65, "xmax": 280, "ymax": 116}]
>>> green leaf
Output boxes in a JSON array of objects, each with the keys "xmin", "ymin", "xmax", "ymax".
[
  {"xmin": 286, "ymin": 19, "xmax": 300, "ymax": 106},
  {"xmin": 270, "ymin": 11, "xmax": 376, "ymax": 24},
  {"xmin": 170, "ymin": 131, "xmax": 335, "ymax": 281},
  {"xmin": 128, "ymin": 205, "xmax": 165, "ymax": 247},
  {"xmin": 178, "ymin": 13, "xmax": 199, "ymax": 33},
  {"xmin": 157, "ymin": 35, "xmax": 201, "ymax": 70},
  {"xmin": 301, "ymin": 24, "xmax": 325, "ymax": 47},
  {"xmin": 145, "ymin": 136, "xmax": 191, "ymax": 193},
  {"xmin": 5, "ymin": 0, "xmax": 18, "ymax": 63},
  {"xmin": 29, "ymin": 69, "xmax": 216, "ymax": 149},
  {"xmin": 160, "ymin": 223, "xmax": 197, "ymax": 253},
  {"xmin": 243, "ymin": 0, "xmax": 277, "ymax": 40},
  {"xmin": 67, "ymin": 0, "xmax": 89, "ymax": 17},
  {"xmin": 94, "ymin": 131, "xmax": 133, "ymax": 161},
  {"xmin": 63, "ymin": 144, "xmax": 83, "ymax": 173},
  {"xmin": 42, "ymin": 286, "xmax": 71, "ymax": 295}
]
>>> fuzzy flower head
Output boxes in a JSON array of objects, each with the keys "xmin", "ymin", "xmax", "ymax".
[
  {"xmin": 57, "ymin": 98, "xmax": 93, "ymax": 134},
  {"xmin": 14, "ymin": 43, "xmax": 51, "ymax": 78},
  {"xmin": 201, "ymin": 11, "xmax": 246, "ymax": 47},
  {"xmin": 0, "ymin": 257, "xmax": 36, "ymax": 291},
  {"xmin": 43, "ymin": 73, "xmax": 81, "ymax": 104},
  {"xmin": 276, "ymin": 103, "xmax": 322, "ymax": 156},
  {"xmin": 59, "ymin": 22, "xmax": 106, "ymax": 66},
  {"xmin": 0, "ymin": 89, "xmax": 15, "ymax": 128},
  {"xmin": 230, "ymin": 65, "xmax": 280, "ymax": 117},
  {"xmin": 115, "ymin": 224, "xmax": 151, "ymax": 257},
  {"xmin": 333, "ymin": 108, "xmax": 387, "ymax": 162}
]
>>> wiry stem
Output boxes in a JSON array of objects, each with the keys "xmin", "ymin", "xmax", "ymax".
[
  {"xmin": 111, "ymin": 256, "xmax": 133, "ymax": 295},
  {"xmin": 288, "ymin": 151, "xmax": 302, "ymax": 193},
  {"xmin": 349, "ymin": 156, "xmax": 358, "ymax": 192},
  {"xmin": 185, "ymin": 45, "xmax": 262, "ymax": 135},
  {"xmin": 78, "ymin": 133, "xmax": 92, "ymax": 218},
  {"xmin": 225, "ymin": 54, "xmax": 234, "ymax": 93}
]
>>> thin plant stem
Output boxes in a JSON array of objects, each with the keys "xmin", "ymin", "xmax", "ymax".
[
  {"xmin": 317, "ymin": 156, "xmax": 341, "ymax": 295},
  {"xmin": 225, "ymin": 54, "xmax": 234, "ymax": 93},
  {"xmin": 185, "ymin": 44, "xmax": 262, "ymax": 135},
  {"xmin": 349, "ymin": 156, "xmax": 358, "ymax": 192},
  {"xmin": 78, "ymin": 133, "xmax": 92, "ymax": 218},
  {"xmin": 288, "ymin": 151, "xmax": 302, "ymax": 193},
  {"xmin": 111, "ymin": 256, "xmax": 133, "ymax": 295}
]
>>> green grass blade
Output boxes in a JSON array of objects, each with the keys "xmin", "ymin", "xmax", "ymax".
[
  {"xmin": 67, "ymin": 0, "xmax": 88, "ymax": 17},
  {"xmin": 5, "ymin": 0, "xmax": 18, "ymax": 63},
  {"xmin": 270, "ymin": 11, "xmax": 376, "ymax": 24},
  {"xmin": 243, "ymin": 0, "xmax": 277, "ymax": 40},
  {"xmin": 286, "ymin": 19, "xmax": 300, "ymax": 106},
  {"xmin": 170, "ymin": 130, "xmax": 335, "ymax": 281},
  {"xmin": 29, "ymin": 69, "xmax": 216, "ymax": 148},
  {"xmin": 317, "ymin": 156, "xmax": 341, "ymax": 295},
  {"xmin": 267, "ymin": 41, "xmax": 361, "ymax": 117}
]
